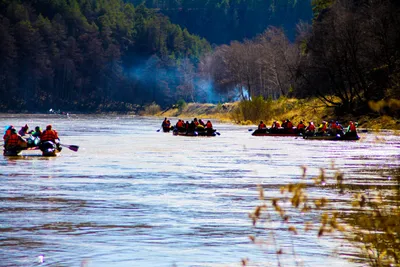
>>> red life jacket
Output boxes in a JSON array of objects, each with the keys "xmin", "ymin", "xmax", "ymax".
[
  {"xmin": 307, "ymin": 124, "xmax": 316, "ymax": 131},
  {"xmin": 3, "ymin": 129, "xmax": 11, "ymax": 141},
  {"xmin": 330, "ymin": 122, "xmax": 337, "ymax": 129},
  {"xmin": 275, "ymin": 122, "xmax": 281, "ymax": 128},
  {"xmin": 206, "ymin": 122, "xmax": 213, "ymax": 129},
  {"xmin": 258, "ymin": 123, "xmax": 266, "ymax": 129},
  {"xmin": 41, "ymin": 130, "xmax": 58, "ymax": 142},
  {"xmin": 297, "ymin": 123, "xmax": 305, "ymax": 130},
  {"xmin": 349, "ymin": 123, "xmax": 356, "ymax": 132},
  {"xmin": 176, "ymin": 121, "xmax": 183, "ymax": 128},
  {"xmin": 194, "ymin": 121, "xmax": 199, "ymax": 126},
  {"xmin": 321, "ymin": 124, "xmax": 327, "ymax": 132},
  {"xmin": 286, "ymin": 121, "xmax": 293, "ymax": 128},
  {"xmin": 6, "ymin": 133, "xmax": 19, "ymax": 146}
]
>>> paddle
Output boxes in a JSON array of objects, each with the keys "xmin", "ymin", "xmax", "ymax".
[
  {"xmin": 156, "ymin": 128, "xmax": 161, "ymax": 132},
  {"xmin": 60, "ymin": 144, "xmax": 79, "ymax": 152},
  {"xmin": 216, "ymin": 132, "xmax": 221, "ymax": 135}
]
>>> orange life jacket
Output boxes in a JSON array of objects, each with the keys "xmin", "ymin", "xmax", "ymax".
[
  {"xmin": 206, "ymin": 122, "xmax": 213, "ymax": 129},
  {"xmin": 176, "ymin": 121, "xmax": 183, "ymax": 128},
  {"xmin": 6, "ymin": 133, "xmax": 20, "ymax": 147},
  {"xmin": 275, "ymin": 122, "xmax": 281, "ymax": 128},
  {"xmin": 40, "ymin": 130, "xmax": 58, "ymax": 142},
  {"xmin": 258, "ymin": 123, "xmax": 266, "ymax": 129}
]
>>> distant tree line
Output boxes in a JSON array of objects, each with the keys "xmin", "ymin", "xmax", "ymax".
[
  {"xmin": 0, "ymin": 0, "xmax": 211, "ymax": 111},
  {"xmin": 200, "ymin": 0, "xmax": 400, "ymax": 115},
  {"xmin": 129, "ymin": 0, "xmax": 313, "ymax": 44}
]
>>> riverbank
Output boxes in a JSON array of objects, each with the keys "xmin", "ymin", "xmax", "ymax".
[{"xmin": 152, "ymin": 98, "xmax": 400, "ymax": 130}]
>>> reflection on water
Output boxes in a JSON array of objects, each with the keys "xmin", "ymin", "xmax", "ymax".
[{"xmin": 0, "ymin": 114, "xmax": 399, "ymax": 266}]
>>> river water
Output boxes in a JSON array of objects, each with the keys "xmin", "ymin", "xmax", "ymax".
[{"xmin": 0, "ymin": 114, "xmax": 399, "ymax": 267}]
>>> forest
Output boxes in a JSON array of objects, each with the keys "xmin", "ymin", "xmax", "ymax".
[
  {"xmin": 128, "ymin": 0, "xmax": 313, "ymax": 44},
  {"xmin": 0, "ymin": 0, "xmax": 211, "ymax": 111},
  {"xmin": 0, "ymin": 0, "xmax": 399, "ymax": 116}
]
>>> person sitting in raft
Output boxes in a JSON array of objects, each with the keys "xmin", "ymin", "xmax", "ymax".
[
  {"xmin": 285, "ymin": 119, "xmax": 294, "ymax": 133},
  {"xmin": 258, "ymin": 121, "xmax": 266, "ymax": 130},
  {"xmin": 188, "ymin": 120, "xmax": 196, "ymax": 132},
  {"xmin": 176, "ymin": 119, "xmax": 185, "ymax": 131},
  {"xmin": 328, "ymin": 120, "xmax": 338, "ymax": 135},
  {"xmin": 198, "ymin": 119, "xmax": 205, "ymax": 126},
  {"xmin": 4, "ymin": 128, "xmax": 27, "ymax": 150},
  {"xmin": 317, "ymin": 121, "xmax": 327, "ymax": 136},
  {"xmin": 305, "ymin": 121, "xmax": 316, "ymax": 136},
  {"xmin": 161, "ymin": 117, "xmax": 169, "ymax": 128},
  {"xmin": 297, "ymin": 120, "xmax": 306, "ymax": 134},
  {"xmin": 270, "ymin": 120, "xmax": 280, "ymax": 133},
  {"xmin": 3, "ymin": 125, "xmax": 14, "ymax": 141},
  {"xmin": 193, "ymin": 118, "xmax": 199, "ymax": 126},
  {"xmin": 40, "ymin": 124, "xmax": 61, "ymax": 151},
  {"xmin": 205, "ymin": 120, "xmax": 213, "ymax": 129},
  {"xmin": 281, "ymin": 119, "xmax": 288, "ymax": 129},
  {"xmin": 18, "ymin": 124, "xmax": 30, "ymax": 136},
  {"xmin": 345, "ymin": 121, "xmax": 358, "ymax": 137}
]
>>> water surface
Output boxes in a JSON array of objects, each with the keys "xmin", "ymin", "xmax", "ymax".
[{"xmin": 1, "ymin": 114, "xmax": 399, "ymax": 267}]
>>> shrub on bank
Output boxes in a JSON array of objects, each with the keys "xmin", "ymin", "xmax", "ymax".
[{"xmin": 247, "ymin": 166, "xmax": 400, "ymax": 266}]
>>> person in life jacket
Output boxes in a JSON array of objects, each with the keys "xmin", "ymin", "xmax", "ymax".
[
  {"xmin": 176, "ymin": 119, "xmax": 184, "ymax": 131},
  {"xmin": 18, "ymin": 124, "xmax": 29, "ymax": 136},
  {"xmin": 258, "ymin": 121, "xmax": 266, "ymax": 130},
  {"xmin": 296, "ymin": 121, "xmax": 305, "ymax": 134},
  {"xmin": 205, "ymin": 120, "xmax": 213, "ymax": 129},
  {"xmin": 305, "ymin": 121, "xmax": 316, "ymax": 136},
  {"xmin": 270, "ymin": 120, "xmax": 280, "ymax": 133},
  {"xmin": 193, "ymin": 118, "xmax": 199, "ymax": 126},
  {"xmin": 188, "ymin": 120, "xmax": 196, "ymax": 132},
  {"xmin": 346, "ymin": 121, "xmax": 358, "ymax": 137},
  {"xmin": 4, "ymin": 128, "xmax": 27, "ymax": 150},
  {"xmin": 328, "ymin": 120, "xmax": 338, "ymax": 135},
  {"xmin": 31, "ymin": 126, "xmax": 42, "ymax": 138},
  {"xmin": 281, "ymin": 119, "xmax": 288, "ymax": 129},
  {"xmin": 40, "ymin": 125, "xmax": 61, "ymax": 150},
  {"xmin": 317, "ymin": 121, "xmax": 327, "ymax": 135},
  {"xmin": 161, "ymin": 118, "xmax": 169, "ymax": 128},
  {"xmin": 3, "ymin": 125, "xmax": 14, "ymax": 141},
  {"xmin": 285, "ymin": 119, "xmax": 294, "ymax": 133},
  {"xmin": 199, "ymin": 119, "xmax": 205, "ymax": 126}
]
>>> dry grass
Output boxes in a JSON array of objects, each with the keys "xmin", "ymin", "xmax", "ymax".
[{"xmin": 146, "ymin": 98, "xmax": 400, "ymax": 130}]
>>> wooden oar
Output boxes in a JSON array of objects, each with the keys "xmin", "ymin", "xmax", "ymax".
[{"xmin": 60, "ymin": 144, "xmax": 79, "ymax": 152}]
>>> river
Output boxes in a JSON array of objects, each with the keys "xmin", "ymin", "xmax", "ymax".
[{"xmin": 0, "ymin": 114, "xmax": 399, "ymax": 267}]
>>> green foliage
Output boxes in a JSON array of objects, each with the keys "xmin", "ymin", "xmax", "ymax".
[
  {"xmin": 130, "ymin": 0, "xmax": 313, "ymax": 44},
  {"xmin": 0, "ymin": 0, "xmax": 211, "ymax": 111},
  {"xmin": 176, "ymin": 99, "xmax": 187, "ymax": 112},
  {"xmin": 311, "ymin": 0, "xmax": 334, "ymax": 19}
]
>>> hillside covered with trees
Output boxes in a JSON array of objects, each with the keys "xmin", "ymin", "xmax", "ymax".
[
  {"xmin": 0, "ymin": 0, "xmax": 399, "ymax": 118},
  {"xmin": 0, "ymin": 0, "xmax": 211, "ymax": 111},
  {"xmin": 129, "ymin": 0, "xmax": 313, "ymax": 44},
  {"xmin": 200, "ymin": 0, "xmax": 400, "ymax": 116}
]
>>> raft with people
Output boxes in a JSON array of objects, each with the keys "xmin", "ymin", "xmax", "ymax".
[
  {"xmin": 3, "ymin": 124, "xmax": 78, "ymax": 156},
  {"xmin": 252, "ymin": 119, "xmax": 360, "ymax": 141},
  {"xmin": 163, "ymin": 118, "xmax": 219, "ymax": 137}
]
